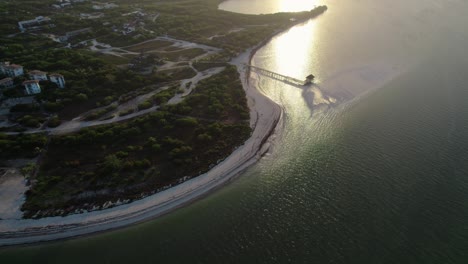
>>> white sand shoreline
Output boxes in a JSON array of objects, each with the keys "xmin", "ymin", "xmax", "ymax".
[{"xmin": 0, "ymin": 44, "xmax": 283, "ymax": 247}]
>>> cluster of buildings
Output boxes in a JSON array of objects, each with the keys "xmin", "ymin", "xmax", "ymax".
[
  {"xmin": 117, "ymin": 12, "xmax": 147, "ymax": 35},
  {"xmin": 0, "ymin": 62, "xmax": 66, "ymax": 96},
  {"xmin": 122, "ymin": 22, "xmax": 137, "ymax": 35}
]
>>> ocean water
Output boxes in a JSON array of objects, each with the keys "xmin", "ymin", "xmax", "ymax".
[{"xmin": 2, "ymin": 0, "xmax": 468, "ymax": 263}]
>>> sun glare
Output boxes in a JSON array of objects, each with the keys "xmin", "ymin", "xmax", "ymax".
[
  {"xmin": 272, "ymin": 20, "xmax": 317, "ymax": 79},
  {"xmin": 278, "ymin": 0, "xmax": 318, "ymax": 13}
]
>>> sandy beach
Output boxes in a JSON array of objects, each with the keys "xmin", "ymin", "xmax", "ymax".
[{"xmin": 0, "ymin": 45, "xmax": 283, "ymax": 246}]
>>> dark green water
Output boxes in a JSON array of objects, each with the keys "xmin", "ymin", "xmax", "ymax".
[{"xmin": 2, "ymin": 0, "xmax": 468, "ymax": 263}]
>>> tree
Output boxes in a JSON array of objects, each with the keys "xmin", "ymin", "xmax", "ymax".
[
  {"xmin": 74, "ymin": 93, "xmax": 88, "ymax": 102},
  {"xmin": 175, "ymin": 117, "xmax": 198, "ymax": 127},
  {"xmin": 138, "ymin": 101, "xmax": 153, "ymax": 110},
  {"xmin": 102, "ymin": 154, "xmax": 122, "ymax": 172},
  {"xmin": 47, "ymin": 116, "xmax": 61, "ymax": 128},
  {"xmin": 197, "ymin": 133, "xmax": 212, "ymax": 142}
]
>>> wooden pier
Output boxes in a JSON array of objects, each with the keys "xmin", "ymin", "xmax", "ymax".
[{"xmin": 244, "ymin": 64, "xmax": 313, "ymax": 86}]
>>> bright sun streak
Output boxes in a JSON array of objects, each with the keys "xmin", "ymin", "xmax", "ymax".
[
  {"xmin": 272, "ymin": 21, "xmax": 317, "ymax": 79},
  {"xmin": 278, "ymin": 0, "xmax": 318, "ymax": 13}
]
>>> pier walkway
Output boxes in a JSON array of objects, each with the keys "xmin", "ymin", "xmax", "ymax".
[{"xmin": 244, "ymin": 64, "xmax": 311, "ymax": 86}]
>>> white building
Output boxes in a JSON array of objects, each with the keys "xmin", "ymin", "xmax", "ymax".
[
  {"xmin": 28, "ymin": 70, "xmax": 48, "ymax": 81},
  {"xmin": 49, "ymin": 73, "xmax": 66, "ymax": 88},
  {"xmin": 59, "ymin": 27, "xmax": 92, "ymax": 42},
  {"xmin": 80, "ymin": 13, "xmax": 104, "ymax": 20},
  {"xmin": 92, "ymin": 2, "xmax": 118, "ymax": 10},
  {"xmin": 0, "ymin": 78, "xmax": 14, "ymax": 89},
  {"xmin": 122, "ymin": 26, "xmax": 135, "ymax": 35},
  {"xmin": 23, "ymin": 80, "xmax": 41, "ymax": 95},
  {"xmin": 18, "ymin": 16, "xmax": 52, "ymax": 32},
  {"xmin": 2, "ymin": 64, "xmax": 24, "ymax": 77},
  {"xmin": 53, "ymin": 2, "xmax": 72, "ymax": 8},
  {"xmin": 0, "ymin": 62, "xmax": 9, "ymax": 75}
]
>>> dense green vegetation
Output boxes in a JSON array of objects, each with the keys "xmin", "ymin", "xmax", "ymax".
[
  {"xmin": 0, "ymin": 0, "xmax": 327, "ymax": 219},
  {"xmin": 0, "ymin": 133, "xmax": 48, "ymax": 160},
  {"xmin": 166, "ymin": 66, "xmax": 249, "ymax": 120},
  {"xmin": 193, "ymin": 62, "xmax": 228, "ymax": 72},
  {"xmin": 84, "ymin": 104, "xmax": 117, "ymax": 121},
  {"xmin": 21, "ymin": 67, "xmax": 250, "ymax": 218}
]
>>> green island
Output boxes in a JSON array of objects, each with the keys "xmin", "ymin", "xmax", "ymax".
[{"xmin": 0, "ymin": 0, "xmax": 327, "ymax": 218}]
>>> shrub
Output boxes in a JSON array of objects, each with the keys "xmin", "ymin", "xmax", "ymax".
[
  {"xmin": 138, "ymin": 101, "xmax": 153, "ymax": 111},
  {"xmin": 74, "ymin": 93, "xmax": 88, "ymax": 102},
  {"xmin": 44, "ymin": 102, "xmax": 64, "ymax": 112},
  {"xmin": 48, "ymin": 116, "xmax": 62, "ymax": 128},
  {"xmin": 175, "ymin": 117, "xmax": 198, "ymax": 127},
  {"xmin": 19, "ymin": 115, "xmax": 42, "ymax": 128},
  {"xmin": 10, "ymin": 104, "xmax": 39, "ymax": 113}
]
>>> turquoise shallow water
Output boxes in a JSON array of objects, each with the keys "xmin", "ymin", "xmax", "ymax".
[{"xmin": 2, "ymin": 0, "xmax": 468, "ymax": 263}]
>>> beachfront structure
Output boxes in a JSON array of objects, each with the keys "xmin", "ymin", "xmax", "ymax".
[
  {"xmin": 23, "ymin": 80, "xmax": 41, "ymax": 95},
  {"xmin": 28, "ymin": 70, "xmax": 48, "ymax": 81},
  {"xmin": 18, "ymin": 16, "xmax": 52, "ymax": 32},
  {"xmin": 305, "ymin": 74, "xmax": 315, "ymax": 85},
  {"xmin": 2, "ymin": 64, "xmax": 24, "ymax": 77},
  {"xmin": 49, "ymin": 73, "xmax": 66, "ymax": 88},
  {"xmin": 0, "ymin": 78, "xmax": 14, "ymax": 89}
]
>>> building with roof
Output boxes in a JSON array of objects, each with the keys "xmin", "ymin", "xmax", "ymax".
[
  {"xmin": 23, "ymin": 80, "xmax": 41, "ymax": 95},
  {"xmin": 3, "ymin": 64, "xmax": 24, "ymax": 77},
  {"xmin": 28, "ymin": 70, "xmax": 48, "ymax": 81},
  {"xmin": 0, "ymin": 78, "xmax": 14, "ymax": 89},
  {"xmin": 18, "ymin": 16, "xmax": 52, "ymax": 32},
  {"xmin": 0, "ymin": 62, "xmax": 10, "ymax": 75},
  {"xmin": 59, "ymin": 27, "xmax": 92, "ymax": 42},
  {"xmin": 92, "ymin": 2, "xmax": 118, "ymax": 10},
  {"xmin": 80, "ymin": 13, "xmax": 104, "ymax": 20},
  {"xmin": 49, "ymin": 73, "xmax": 66, "ymax": 88}
]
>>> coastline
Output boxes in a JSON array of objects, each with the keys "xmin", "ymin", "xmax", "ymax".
[
  {"xmin": 0, "ymin": 34, "xmax": 284, "ymax": 248},
  {"xmin": 0, "ymin": 6, "xmax": 329, "ymax": 246}
]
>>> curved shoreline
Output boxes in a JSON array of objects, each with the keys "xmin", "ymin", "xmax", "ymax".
[
  {"xmin": 0, "ymin": 38, "xmax": 284, "ymax": 247},
  {"xmin": 0, "ymin": 6, "xmax": 330, "ymax": 246}
]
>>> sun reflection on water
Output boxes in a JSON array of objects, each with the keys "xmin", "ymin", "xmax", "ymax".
[
  {"xmin": 271, "ymin": 21, "xmax": 317, "ymax": 80},
  {"xmin": 219, "ymin": 0, "xmax": 320, "ymax": 15},
  {"xmin": 278, "ymin": 0, "xmax": 320, "ymax": 13}
]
